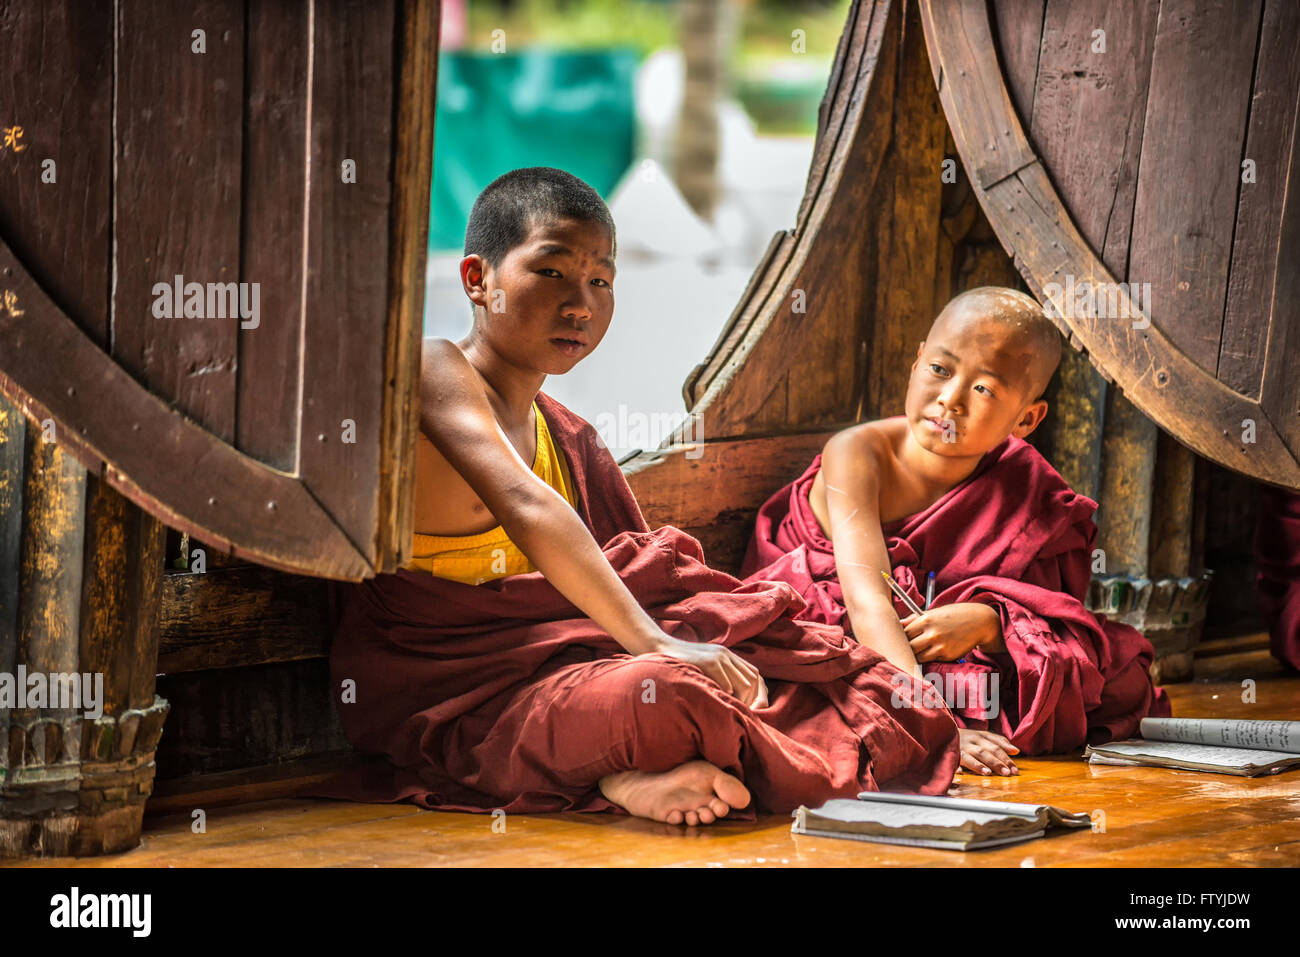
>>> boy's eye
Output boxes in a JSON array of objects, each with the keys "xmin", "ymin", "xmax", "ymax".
[
  {"xmin": 591, "ymin": 278, "xmax": 610, "ymax": 287},
  {"xmin": 928, "ymin": 363, "xmax": 948, "ymax": 376},
  {"xmin": 975, "ymin": 384, "xmax": 994, "ymax": 396},
  {"xmin": 539, "ymin": 268, "xmax": 561, "ymax": 277}
]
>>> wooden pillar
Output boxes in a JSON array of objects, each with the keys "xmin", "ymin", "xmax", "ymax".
[
  {"xmin": 1149, "ymin": 430, "xmax": 1197, "ymax": 578},
  {"xmin": 1144, "ymin": 429, "xmax": 1207, "ymax": 682},
  {"xmin": 1038, "ymin": 346, "xmax": 1106, "ymax": 503},
  {"xmin": 1096, "ymin": 390, "xmax": 1158, "ymax": 576},
  {"xmin": 1093, "ymin": 396, "xmax": 1210, "ymax": 683},
  {"xmin": 0, "ymin": 396, "xmax": 168, "ymax": 858}
]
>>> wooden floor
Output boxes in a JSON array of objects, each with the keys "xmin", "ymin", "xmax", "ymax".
[{"xmin": 7, "ymin": 676, "xmax": 1299, "ymax": 867}]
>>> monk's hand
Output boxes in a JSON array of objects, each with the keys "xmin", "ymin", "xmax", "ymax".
[
  {"xmin": 959, "ymin": 729, "xmax": 1020, "ymax": 776},
  {"xmin": 900, "ymin": 602, "xmax": 1001, "ymax": 662},
  {"xmin": 654, "ymin": 636, "xmax": 769, "ymax": 710}
]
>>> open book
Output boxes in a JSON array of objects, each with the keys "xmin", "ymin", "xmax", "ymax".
[
  {"xmin": 792, "ymin": 792, "xmax": 1091, "ymax": 851},
  {"xmin": 1084, "ymin": 717, "xmax": 1300, "ymax": 776}
]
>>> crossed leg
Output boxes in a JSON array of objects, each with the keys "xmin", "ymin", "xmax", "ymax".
[{"xmin": 454, "ymin": 652, "xmax": 763, "ymax": 825}]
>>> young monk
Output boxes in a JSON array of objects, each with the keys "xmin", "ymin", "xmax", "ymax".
[
  {"xmin": 317, "ymin": 168, "xmax": 959, "ymax": 825},
  {"xmin": 741, "ymin": 287, "xmax": 1170, "ymax": 777}
]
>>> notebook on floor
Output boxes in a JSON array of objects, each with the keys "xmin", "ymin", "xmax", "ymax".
[
  {"xmin": 1084, "ymin": 718, "xmax": 1300, "ymax": 776},
  {"xmin": 792, "ymin": 791, "xmax": 1091, "ymax": 851}
]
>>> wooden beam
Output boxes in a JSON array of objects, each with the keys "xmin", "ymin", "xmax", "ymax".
[
  {"xmin": 626, "ymin": 431, "xmax": 838, "ymax": 574},
  {"xmin": 158, "ymin": 566, "xmax": 331, "ymax": 674},
  {"xmin": 375, "ymin": 0, "xmax": 442, "ymax": 574}
]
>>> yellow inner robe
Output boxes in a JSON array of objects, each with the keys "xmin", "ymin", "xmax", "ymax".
[{"xmin": 408, "ymin": 401, "xmax": 575, "ymax": 585}]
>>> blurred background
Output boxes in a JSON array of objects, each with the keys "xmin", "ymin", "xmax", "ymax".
[{"xmin": 424, "ymin": 0, "xmax": 851, "ymax": 459}]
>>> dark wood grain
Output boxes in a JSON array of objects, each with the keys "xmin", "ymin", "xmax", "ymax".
[
  {"xmin": 0, "ymin": 0, "xmax": 112, "ymax": 344},
  {"xmin": 144, "ymin": 751, "xmax": 369, "ymax": 817},
  {"xmin": 1219, "ymin": 0, "xmax": 1300, "ymax": 398},
  {"xmin": 0, "ymin": 235, "xmax": 371, "ymax": 578},
  {"xmin": 989, "ymin": 0, "xmax": 1044, "ymax": 128},
  {"xmin": 1027, "ymin": 0, "xmax": 1159, "ymax": 276},
  {"xmin": 79, "ymin": 487, "xmax": 167, "ymax": 714},
  {"xmin": 933, "ymin": 0, "xmax": 1037, "ymax": 190},
  {"xmin": 0, "ymin": 0, "xmax": 438, "ymax": 577},
  {"xmin": 113, "ymin": 0, "xmax": 245, "ymax": 443},
  {"xmin": 1096, "ymin": 390, "xmax": 1157, "ymax": 575},
  {"xmin": 236, "ymin": 0, "xmax": 310, "ymax": 471},
  {"xmin": 1127, "ymin": 0, "xmax": 1262, "ymax": 370},
  {"xmin": 920, "ymin": 0, "xmax": 1300, "ymax": 489},
  {"xmin": 297, "ymin": 0, "xmax": 397, "ymax": 566},
  {"xmin": 626, "ymin": 431, "xmax": 838, "ymax": 574},
  {"xmin": 78, "ymin": 476, "xmax": 139, "ymax": 716},
  {"xmin": 153, "ymin": 658, "xmax": 349, "ymax": 780},
  {"xmin": 1257, "ymin": 91, "xmax": 1300, "ymax": 464},
  {"xmin": 1149, "ymin": 430, "xmax": 1196, "ymax": 578},
  {"xmin": 373, "ymin": 0, "xmax": 441, "ymax": 573},
  {"xmin": 158, "ymin": 565, "xmax": 331, "ymax": 674},
  {"xmin": 14, "ymin": 435, "xmax": 84, "ymax": 731}
]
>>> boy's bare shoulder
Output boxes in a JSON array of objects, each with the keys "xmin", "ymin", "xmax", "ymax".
[
  {"xmin": 823, "ymin": 418, "xmax": 901, "ymax": 465},
  {"xmin": 418, "ymin": 338, "xmax": 508, "ymax": 439},
  {"xmin": 422, "ymin": 337, "xmax": 477, "ymax": 393}
]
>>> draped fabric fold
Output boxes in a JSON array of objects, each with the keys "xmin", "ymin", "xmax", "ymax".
[
  {"xmin": 310, "ymin": 394, "xmax": 960, "ymax": 814},
  {"xmin": 1256, "ymin": 484, "xmax": 1300, "ymax": 671},
  {"xmin": 740, "ymin": 433, "xmax": 1171, "ymax": 756}
]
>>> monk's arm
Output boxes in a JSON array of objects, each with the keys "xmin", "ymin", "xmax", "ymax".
[
  {"xmin": 819, "ymin": 431, "xmax": 923, "ymax": 679},
  {"xmin": 418, "ymin": 342, "xmax": 767, "ymax": 707},
  {"xmin": 419, "ymin": 342, "xmax": 665, "ymax": 652}
]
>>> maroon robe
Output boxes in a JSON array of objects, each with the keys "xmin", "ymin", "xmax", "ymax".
[
  {"xmin": 739, "ymin": 422, "xmax": 1171, "ymax": 756},
  {"xmin": 1256, "ymin": 483, "xmax": 1300, "ymax": 671},
  {"xmin": 309, "ymin": 393, "xmax": 959, "ymax": 815}
]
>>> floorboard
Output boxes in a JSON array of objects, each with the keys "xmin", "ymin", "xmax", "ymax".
[{"xmin": 6, "ymin": 677, "xmax": 1298, "ymax": 867}]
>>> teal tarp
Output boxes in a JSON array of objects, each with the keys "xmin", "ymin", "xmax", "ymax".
[{"xmin": 430, "ymin": 48, "xmax": 639, "ymax": 251}]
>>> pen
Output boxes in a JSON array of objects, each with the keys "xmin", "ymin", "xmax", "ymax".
[
  {"xmin": 924, "ymin": 570, "xmax": 936, "ymax": 610},
  {"xmin": 881, "ymin": 570, "xmax": 924, "ymax": 617}
]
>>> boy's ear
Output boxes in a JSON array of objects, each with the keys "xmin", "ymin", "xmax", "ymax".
[
  {"xmin": 911, "ymin": 340, "xmax": 925, "ymax": 371},
  {"xmin": 461, "ymin": 254, "xmax": 490, "ymax": 309},
  {"xmin": 1011, "ymin": 399, "xmax": 1048, "ymax": 439}
]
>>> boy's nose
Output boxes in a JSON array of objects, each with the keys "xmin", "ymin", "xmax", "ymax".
[
  {"xmin": 561, "ymin": 290, "xmax": 595, "ymax": 321},
  {"xmin": 937, "ymin": 389, "xmax": 964, "ymax": 415}
]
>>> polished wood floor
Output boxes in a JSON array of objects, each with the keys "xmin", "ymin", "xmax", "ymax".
[{"xmin": 7, "ymin": 676, "xmax": 1299, "ymax": 867}]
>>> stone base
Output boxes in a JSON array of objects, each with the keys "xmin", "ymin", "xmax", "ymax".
[
  {"xmin": 0, "ymin": 695, "xmax": 168, "ymax": 860},
  {"xmin": 1149, "ymin": 650, "xmax": 1195, "ymax": 685},
  {"xmin": 1086, "ymin": 572, "xmax": 1213, "ymax": 684},
  {"xmin": 0, "ymin": 801, "xmax": 145, "ymax": 858}
]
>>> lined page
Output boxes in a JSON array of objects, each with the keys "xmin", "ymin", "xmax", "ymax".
[
  {"xmin": 1139, "ymin": 718, "xmax": 1300, "ymax": 754},
  {"xmin": 1099, "ymin": 739, "xmax": 1293, "ymax": 767}
]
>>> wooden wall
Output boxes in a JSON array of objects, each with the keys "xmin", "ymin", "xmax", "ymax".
[
  {"xmin": 631, "ymin": 0, "xmax": 1022, "ymax": 572},
  {"xmin": 137, "ymin": 0, "xmax": 1279, "ymax": 797}
]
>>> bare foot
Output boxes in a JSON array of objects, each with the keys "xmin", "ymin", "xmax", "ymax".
[{"xmin": 599, "ymin": 760, "xmax": 751, "ymax": 826}]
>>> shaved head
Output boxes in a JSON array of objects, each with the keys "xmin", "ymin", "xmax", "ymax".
[{"xmin": 931, "ymin": 287, "xmax": 1062, "ymax": 401}]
